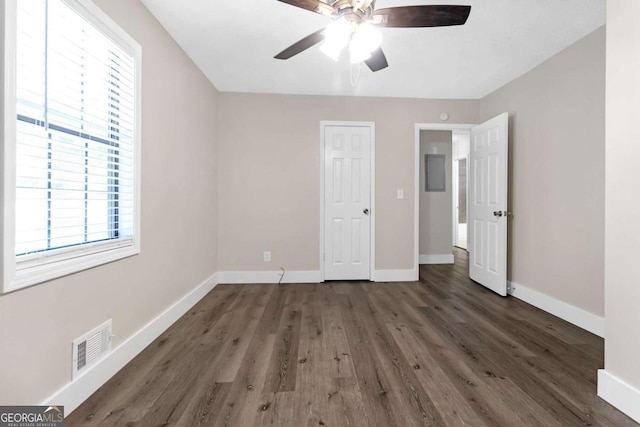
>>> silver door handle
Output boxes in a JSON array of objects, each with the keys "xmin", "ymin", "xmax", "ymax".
[
  {"xmin": 493, "ymin": 211, "xmax": 503, "ymax": 217},
  {"xmin": 363, "ymin": 208, "xmax": 369, "ymax": 215}
]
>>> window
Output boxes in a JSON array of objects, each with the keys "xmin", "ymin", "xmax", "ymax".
[{"xmin": 1, "ymin": 0, "xmax": 141, "ymax": 292}]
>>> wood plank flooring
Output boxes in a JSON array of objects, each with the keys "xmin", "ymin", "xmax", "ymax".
[{"xmin": 67, "ymin": 248, "xmax": 637, "ymax": 426}]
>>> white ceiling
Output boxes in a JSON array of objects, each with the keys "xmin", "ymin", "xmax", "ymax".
[{"xmin": 140, "ymin": 0, "xmax": 605, "ymax": 99}]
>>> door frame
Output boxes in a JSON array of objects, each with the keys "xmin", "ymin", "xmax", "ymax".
[
  {"xmin": 453, "ymin": 154, "xmax": 469, "ymax": 248},
  {"xmin": 453, "ymin": 157, "xmax": 458, "ymax": 246},
  {"xmin": 414, "ymin": 123, "xmax": 474, "ymax": 279},
  {"xmin": 320, "ymin": 121, "xmax": 376, "ymax": 281}
]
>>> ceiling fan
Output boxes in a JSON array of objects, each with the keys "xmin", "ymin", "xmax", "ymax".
[{"xmin": 274, "ymin": 0, "xmax": 472, "ymax": 72}]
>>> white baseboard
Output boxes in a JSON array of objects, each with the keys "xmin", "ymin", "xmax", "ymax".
[
  {"xmin": 218, "ymin": 270, "xmax": 322, "ymax": 284},
  {"xmin": 219, "ymin": 269, "xmax": 419, "ymax": 284},
  {"xmin": 41, "ymin": 272, "xmax": 220, "ymax": 416},
  {"xmin": 372, "ymin": 269, "xmax": 417, "ymax": 282},
  {"xmin": 598, "ymin": 370, "xmax": 640, "ymax": 423},
  {"xmin": 419, "ymin": 254, "xmax": 454, "ymax": 264},
  {"xmin": 507, "ymin": 281, "xmax": 604, "ymax": 337}
]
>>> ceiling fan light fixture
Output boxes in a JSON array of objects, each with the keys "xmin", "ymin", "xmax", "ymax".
[{"xmin": 275, "ymin": 1, "xmax": 472, "ymax": 72}]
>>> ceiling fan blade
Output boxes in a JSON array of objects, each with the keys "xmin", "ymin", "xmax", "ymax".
[
  {"xmin": 276, "ymin": 0, "xmax": 334, "ymax": 15},
  {"xmin": 365, "ymin": 47, "xmax": 388, "ymax": 72},
  {"xmin": 373, "ymin": 5, "xmax": 471, "ymax": 28},
  {"xmin": 274, "ymin": 29, "xmax": 325, "ymax": 60}
]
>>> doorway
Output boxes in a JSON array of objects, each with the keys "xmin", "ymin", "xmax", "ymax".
[
  {"xmin": 414, "ymin": 115, "xmax": 509, "ymax": 295},
  {"xmin": 418, "ymin": 130, "xmax": 455, "ymax": 265},
  {"xmin": 320, "ymin": 121, "xmax": 375, "ymax": 281},
  {"xmin": 414, "ymin": 125, "xmax": 473, "ymax": 276}
]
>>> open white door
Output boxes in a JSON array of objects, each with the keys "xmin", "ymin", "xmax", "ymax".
[
  {"xmin": 469, "ymin": 113, "xmax": 508, "ymax": 296},
  {"xmin": 323, "ymin": 124, "xmax": 371, "ymax": 280}
]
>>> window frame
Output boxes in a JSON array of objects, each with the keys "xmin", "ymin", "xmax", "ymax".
[{"xmin": 1, "ymin": 0, "xmax": 142, "ymax": 293}]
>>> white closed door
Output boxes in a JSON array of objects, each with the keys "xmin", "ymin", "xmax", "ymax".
[
  {"xmin": 469, "ymin": 113, "xmax": 509, "ymax": 296},
  {"xmin": 324, "ymin": 125, "xmax": 371, "ymax": 280}
]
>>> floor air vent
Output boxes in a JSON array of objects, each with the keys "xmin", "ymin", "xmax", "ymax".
[{"xmin": 72, "ymin": 320, "xmax": 113, "ymax": 380}]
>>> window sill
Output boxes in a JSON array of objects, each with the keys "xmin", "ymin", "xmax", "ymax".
[{"xmin": 3, "ymin": 243, "xmax": 140, "ymax": 294}]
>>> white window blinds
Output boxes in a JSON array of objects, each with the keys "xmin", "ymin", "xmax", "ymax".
[{"xmin": 15, "ymin": 0, "xmax": 136, "ymax": 260}]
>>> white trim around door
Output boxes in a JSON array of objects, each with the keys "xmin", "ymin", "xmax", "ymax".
[
  {"xmin": 453, "ymin": 154, "xmax": 469, "ymax": 248},
  {"xmin": 414, "ymin": 123, "xmax": 475, "ymax": 279},
  {"xmin": 320, "ymin": 121, "xmax": 375, "ymax": 282}
]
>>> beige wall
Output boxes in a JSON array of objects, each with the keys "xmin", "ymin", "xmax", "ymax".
[
  {"xmin": 0, "ymin": 0, "xmax": 220, "ymax": 404},
  {"xmin": 604, "ymin": 0, "xmax": 640, "ymax": 391},
  {"xmin": 479, "ymin": 27, "xmax": 606, "ymax": 316},
  {"xmin": 419, "ymin": 131, "xmax": 453, "ymax": 256},
  {"xmin": 218, "ymin": 94, "xmax": 479, "ymax": 272}
]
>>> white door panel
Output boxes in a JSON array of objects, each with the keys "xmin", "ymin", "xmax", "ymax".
[
  {"xmin": 469, "ymin": 113, "xmax": 508, "ymax": 296},
  {"xmin": 324, "ymin": 125, "xmax": 371, "ymax": 280}
]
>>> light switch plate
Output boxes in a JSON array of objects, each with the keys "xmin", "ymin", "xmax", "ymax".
[{"xmin": 397, "ymin": 189, "xmax": 404, "ymax": 199}]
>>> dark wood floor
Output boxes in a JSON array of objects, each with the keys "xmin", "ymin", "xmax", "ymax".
[{"xmin": 68, "ymin": 248, "xmax": 637, "ymax": 426}]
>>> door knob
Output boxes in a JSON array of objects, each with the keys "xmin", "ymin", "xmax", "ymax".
[
  {"xmin": 493, "ymin": 211, "xmax": 503, "ymax": 217},
  {"xmin": 363, "ymin": 208, "xmax": 369, "ymax": 215}
]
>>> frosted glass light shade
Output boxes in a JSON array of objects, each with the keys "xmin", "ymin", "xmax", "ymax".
[
  {"xmin": 349, "ymin": 43, "xmax": 371, "ymax": 63},
  {"xmin": 320, "ymin": 19, "xmax": 351, "ymax": 61},
  {"xmin": 352, "ymin": 23, "xmax": 382, "ymax": 53},
  {"xmin": 320, "ymin": 42, "xmax": 343, "ymax": 61}
]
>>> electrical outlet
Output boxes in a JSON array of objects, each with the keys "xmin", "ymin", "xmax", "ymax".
[{"xmin": 263, "ymin": 251, "xmax": 271, "ymax": 262}]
